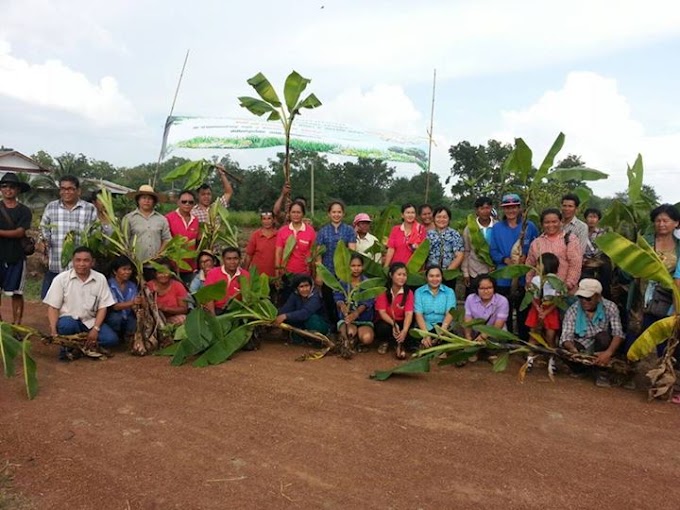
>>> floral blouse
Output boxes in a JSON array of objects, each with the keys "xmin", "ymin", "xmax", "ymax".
[{"xmin": 427, "ymin": 228, "xmax": 464, "ymax": 268}]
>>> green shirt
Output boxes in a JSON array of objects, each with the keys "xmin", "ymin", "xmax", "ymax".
[{"xmin": 123, "ymin": 209, "xmax": 171, "ymax": 262}]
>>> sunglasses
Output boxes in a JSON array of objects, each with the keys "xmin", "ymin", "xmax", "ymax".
[{"xmin": 180, "ymin": 200, "xmax": 195, "ymax": 205}]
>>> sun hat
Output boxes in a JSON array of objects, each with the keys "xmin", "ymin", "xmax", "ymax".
[
  {"xmin": 575, "ymin": 278, "xmax": 603, "ymax": 298},
  {"xmin": 0, "ymin": 172, "xmax": 31, "ymax": 193},
  {"xmin": 500, "ymin": 193, "xmax": 521, "ymax": 207},
  {"xmin": 134, "ymin": 184, "xmax": 159, "ymax": 201},
  {"xmin": 353, "ymin": 213, "xmax": 372, "ymax": 226}
]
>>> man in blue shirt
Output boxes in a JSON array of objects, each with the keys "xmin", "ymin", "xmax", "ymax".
[{"xmin": 489, "ymin": 193, "xmax": 539, "ymax": 340}]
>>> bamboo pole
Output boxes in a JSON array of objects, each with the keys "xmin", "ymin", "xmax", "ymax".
[{"xmin": 425, "ymin": 69, "xmax": 437, "ymax": 203}]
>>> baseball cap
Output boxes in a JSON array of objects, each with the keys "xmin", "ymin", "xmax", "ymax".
[
  {"xmin": 575, "ymin": 279, "xmax": 603, "ymax": 298},
  {"xmin": 500, "ymin": 193, "xmax": 522, "ymax": 207},
  {"xmin": 353, "ymin": 213, "xmax": 372, "ymax": 226}
]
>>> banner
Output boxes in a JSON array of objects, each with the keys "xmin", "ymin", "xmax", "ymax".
[{"xmin": 161, "ymin": 116, "xmax": 428, "ymax": 169}]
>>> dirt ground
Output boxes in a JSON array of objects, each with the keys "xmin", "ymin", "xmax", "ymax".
[{"xmin": 2, "ymin": 301, "xmax": 680, "ymax": 510}]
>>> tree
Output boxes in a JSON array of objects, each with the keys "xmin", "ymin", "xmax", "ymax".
[
  {"xmin": 447, "ymin": 139, "xmax": 515, "ymax": 208},
  {"xmin": 30, "ymin": 150, "xmax": 56, "ymax": 170},
  {"xmin": 387, "ymin": 172, "xmax": 446, "ymax": 207},
  {"xmin": 330, "ymin": 158, "xmax": 394, "ymax": 206}
]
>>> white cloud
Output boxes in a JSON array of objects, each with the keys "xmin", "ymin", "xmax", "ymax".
[
  {"xmin": 0, "ymin": 41, "xmax": 143, "ymax": 128},
  {"xmin": 319, "ymin": 84, "xmax": 424, "ymax": 134},
  {"xmin": 493, "ymin": 71, "xmax": 680, "ymax": 202}
]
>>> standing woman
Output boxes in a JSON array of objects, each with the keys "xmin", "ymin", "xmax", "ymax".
[
  {"xmin": 384, "ymin": 203, "xmax": 427, "ymax": 268},
  {"xmin": 414, "ymin": 265, "xmax": 456, "ymax": 349},
  {"xmin": 640, "ymin": 204, "xmax": 680, "ymax": 339},
  {"xmin": 275, "ymin": 201, "xmax": 316, "ymax": 301},
  {"xmin": 315, "ymin": 200, "xmax": 357, "ymax": 327},
  {"xmin": 525, "ymin": 208, "xmax": 582, "ymax": 295},
  {"xmin": 426, "ymin": 206, "xmax": 465, "ymax": 288},
  {"xmin": 489, "ymin": 193, "xmax": 539, "ymax": 339},
  {"xmin": 334, "ymin": 254, "xmax": 376, "ymax": 350},
  {"xmin": 375, "ymin": 262, "xmax": 415, "ymax": 359}
]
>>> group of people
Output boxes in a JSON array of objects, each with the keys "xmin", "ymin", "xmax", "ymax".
[{"xmin": 2, "ymin": 166, "xmax": 678, "ymax": 390}]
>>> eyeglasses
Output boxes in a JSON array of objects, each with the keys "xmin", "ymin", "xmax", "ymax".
[
  {"xmin": 578, "ymin": 295, "xmax": 594, "ymax": 302},
  {"xmin": 180, "ymin": 200, "xmax": 195, "ymax": 205}
]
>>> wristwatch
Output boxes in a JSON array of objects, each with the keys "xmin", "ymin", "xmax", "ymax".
[{"xmin": 93, "ymin": 325, "xmax": 101, "ymax": 332}]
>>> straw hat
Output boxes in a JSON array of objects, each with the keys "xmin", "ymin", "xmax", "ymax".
[{"xmin": 134, "ymin": 184, "xmax": 159, "ymax": 201}]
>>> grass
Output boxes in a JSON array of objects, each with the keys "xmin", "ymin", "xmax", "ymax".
[{"xmin": 22, "ymin": 278, "xmax": 42, "ymax": 303}]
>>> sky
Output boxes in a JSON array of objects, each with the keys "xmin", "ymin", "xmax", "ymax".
[{"xmin": 1, "ymin": 0, "xmax": 680, "ymax": 202}]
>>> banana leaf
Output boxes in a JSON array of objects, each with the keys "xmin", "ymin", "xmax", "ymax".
[
  {"xmin": 246, "ymin": 72, "xmax": 282, "ymax": 106},
  {"xmin": 406, "ymin": 238, "xmax": 430, "ymax": 274},
  {"xmin": 22, "ymin": 340, "xmax": 38, "ymax": 400},
  {"xmin": 466, "ymin": 214, "xmax": 494, "ymax": 267},
  {"xmin": 492, "ymin": 352, "xmax": 510, "ymax": 373},
  {"xmin": 442, "ymin": 269, "xmax": 461, "ymax": 281},
  {"xmin": 473, "ymin": 324, "xmax": 520, "ymax": 342},
  {"xmin": 162, "ymin": 160, "xmax": 202, "ymax": 182},
  {"xmin": 281, "ymin": 234, "xmax": 297, "ymax": 268},
  {"xmin": 359, "ymin": 254, "xmax": 387, "ymax": 279},
  {"xmin": 284, "ymin": 71, "xmax": 310, "ymax": 112},
  {"xmin": 238, "ymin": 96, "xmax": 279, "ymax": 119},
  {"xmin": 546, "ymin": 166, "xmax": 608, "ymax": 182},
  {"xmin": 595, "ymin": 233, "xmax": 676, "ymax": 290},
  {"xmin": 627, "ymin": 316, "xmax": 676, "ymax": 361},
  {"xmin": 371, "ymin": 353, "xmax": 435, "ymax": 381},
  {"xmin": 0, "ymin": 322, "xmax": 20, "ymax": 377},
  {"xmin": 357, "ymin": 277, "xmax": 386, "ymax": 291},
  {"xmin": 292, "ymin": 93, "xmax": 322, "ymax": 116},
  {"xmin": 534, "ymin": 132, "xmax": 565, "ymax": 183},
  {"xmin": 171, "ymin": 308, "xmax": 220, "ymax": 366},
  {"xmin": 406, "ymin": 272, "xmax": 426, "ymax": 287},
  {"xmin": 626, "ymin": 154, "xmax": 644, "ymax": 204},
  {"xmin": 316, "ymin": 263, "xmax": 344, "ymax": 293},
  {"xmin": 373, "ymin": 205, "xmax": 401, "ymax": 244},
  {"xmin": 334, "ymin": 240, "xmax": 352, "ymax": 283},
  {"xmin": 505, "ymin": 138, "xmax": 533, "ymax": 183},
  {"xmin": 193, "ymin": 324, "xmax": 253, "ymax": 367},
  {"xmin": 489, "ymin": 264, "xmax": 532, "ymax": 280},
  {"xmin": 352, "ymin": 286, "xmax": 387, "ymax": 303},
  {"xmin": 61, "ymin": 230, "xmax": 76, "ymax": 268},
  {"xmin": 193, "ymin": 280, "xmax": 227, "ymax": 306}
]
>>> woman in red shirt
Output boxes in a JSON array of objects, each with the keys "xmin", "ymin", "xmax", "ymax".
[
  {"xmin": 146, "ymin": 259, "xmax": 189, "ymax": 325},
  {"xmin": 384, "ymin": 203, "xmax": 426, "ymax": 267},
  {"xmin": 375, "ymin": 262, "xmax": 415, "ymax": 359},
  {"xmin": 275, "ymin": 201, "xmax": 316, "ymax": 276}
]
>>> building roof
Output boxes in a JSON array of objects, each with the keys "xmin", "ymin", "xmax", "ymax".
[
  {"xmin": 81, "ymin": 178, "xmax": 134, "ymax": 195},
  {"xmin": 0, "ymin": 150, "xmax": 51, "ymax": 174}
]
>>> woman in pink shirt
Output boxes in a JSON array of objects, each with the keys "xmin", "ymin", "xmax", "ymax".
[
  {"xmin": 146, "ymin": 259, "xmax": 189, "ymax": 325},
  {"xmin": 275, "ymin": 201, "xmax": 316, "ymax": 276},
  {"xmin": 384, "ymin": 203, "xmax": 427, "ymax": 267},
  {"xmin": 525, "ymin": 208, "xmax": 582, "ymax": 294},
  {"xmin": 375, "ymin": 262, "xmax": 415, "ymax": 359}
]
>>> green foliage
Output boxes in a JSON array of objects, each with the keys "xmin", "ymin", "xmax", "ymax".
[
  {"xmin": 371, "ymin": 353, "xmax": 436, "ymax": 381},
  {"xmin": 466, "ymin": 214, "xmax": 493, "ymax": 267},
  {"xmin": 627, "ymin": 316, "xmax": 675, "ymax": 362},
  {"xmin": 316, "ymin": 241, "xmax": 386, "ymax": 310},
  {"xmin": 489, "ymin": 264, "xmax": 533, "ymax": 280},
  {"xmin": 1, "ymin": 323, "xmax": 38, "ymax": 400},
  {"xmin": 162, "ymin": 160, "xmax": 215, "ymax": 190}
]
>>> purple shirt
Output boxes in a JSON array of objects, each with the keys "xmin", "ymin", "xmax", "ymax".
[{"xmin": 464, "ymin": 293, "xmax": 509, "ymax": 326}]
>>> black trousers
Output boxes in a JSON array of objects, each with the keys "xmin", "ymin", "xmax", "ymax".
[{"xmin": 496, "ymin": 285, "xmax": 529, "ymax": 340}]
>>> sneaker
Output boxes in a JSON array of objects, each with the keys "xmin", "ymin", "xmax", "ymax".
[
  {"xmin": 468, "ymin": 354, "xmax": 478, "ymax": 363},
  {"xmin": 622, "ymin": 378, "xmax": 637, "ymax": 390},
  {"xmin": 548, "ymin": 357, "xmax": 557, "ymax": 377},
  {"xmin": 595, "ymin": 373, "xmax": 612, "ymax": 388}
]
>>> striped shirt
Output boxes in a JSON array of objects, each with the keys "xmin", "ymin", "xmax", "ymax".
[{"xmin": 40, "ymin": 200, "xmax": 97, "ymax": 272}]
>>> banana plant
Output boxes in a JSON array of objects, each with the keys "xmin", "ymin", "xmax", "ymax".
[
  {"xmin": 502, "ymin": 132, "xmax": 608, "ymax": 256},
  {"xmin": 466, "ymin": 213, "xmax": 494, "ymax": 268},
  {"xmin": 595, "ymin": 232, "xmax": 680, "ymax": 400},
  {"xmin": 1, "ymin": 322, "xmax": 39, "ymax": 400},
  {"xmin": 238, "ymin": 71, "xmax": 322, "ymax": 193},
  {"xmin": 196, "ymin": 201, "xmax": 240, "ymax": 253},
  {"xmin": 162, "ymin": 268, "xmax": 334, "ymax": 366},
  {"xmin": 600, "ymin": 155, "xmax": 656, "ymax": 240}
]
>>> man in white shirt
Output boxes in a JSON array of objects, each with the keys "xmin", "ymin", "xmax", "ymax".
[
  {"xmin": 353, "ymin": 213, "xmax": 381, "ymax": 263},
  {"xmin": 43, "ymin": 246, "xmax": 118, "ymax": 358}
]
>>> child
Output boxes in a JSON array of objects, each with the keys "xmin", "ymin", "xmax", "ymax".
[{"xmin": 525, "ymin": 253, "xmax": 561, "ymax": 375}]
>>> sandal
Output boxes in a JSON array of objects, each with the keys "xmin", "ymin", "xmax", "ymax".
[
  {"xmin": 395, "ymin": 344, "xmax": 407, "ymax": 360},
  {"xmin": 378, "ymin": 342, "xmax": 389, "ymax": 355},
  {"xmin": 671, "ymin": 394, "xmax": 680, "ymax": 404}
]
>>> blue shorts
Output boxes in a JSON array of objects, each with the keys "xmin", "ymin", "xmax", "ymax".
[{"xmin": 0, "ymin": 260, "xmax": 26, "ymax": 295}]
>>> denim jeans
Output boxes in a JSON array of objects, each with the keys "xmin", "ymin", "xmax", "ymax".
[
  {"xmin": 56, "ymin": 316, "xmax": 119, "ymax": 347},
  {"xmin": 105, "ymin": 310, "xmax": 137, "ymax": 337}
]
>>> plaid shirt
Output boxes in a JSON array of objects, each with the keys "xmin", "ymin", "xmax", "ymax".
[
  {"xmin": 560, "ymin": 298, "xmax": 624, "ymax": 351},
  {"xmin": 40, "ymin": 199, "xmax": 97, "ymax": 272},
  {"xmin": 191, "ymin": 195, "xmax": 229, "ymax": 223}
]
